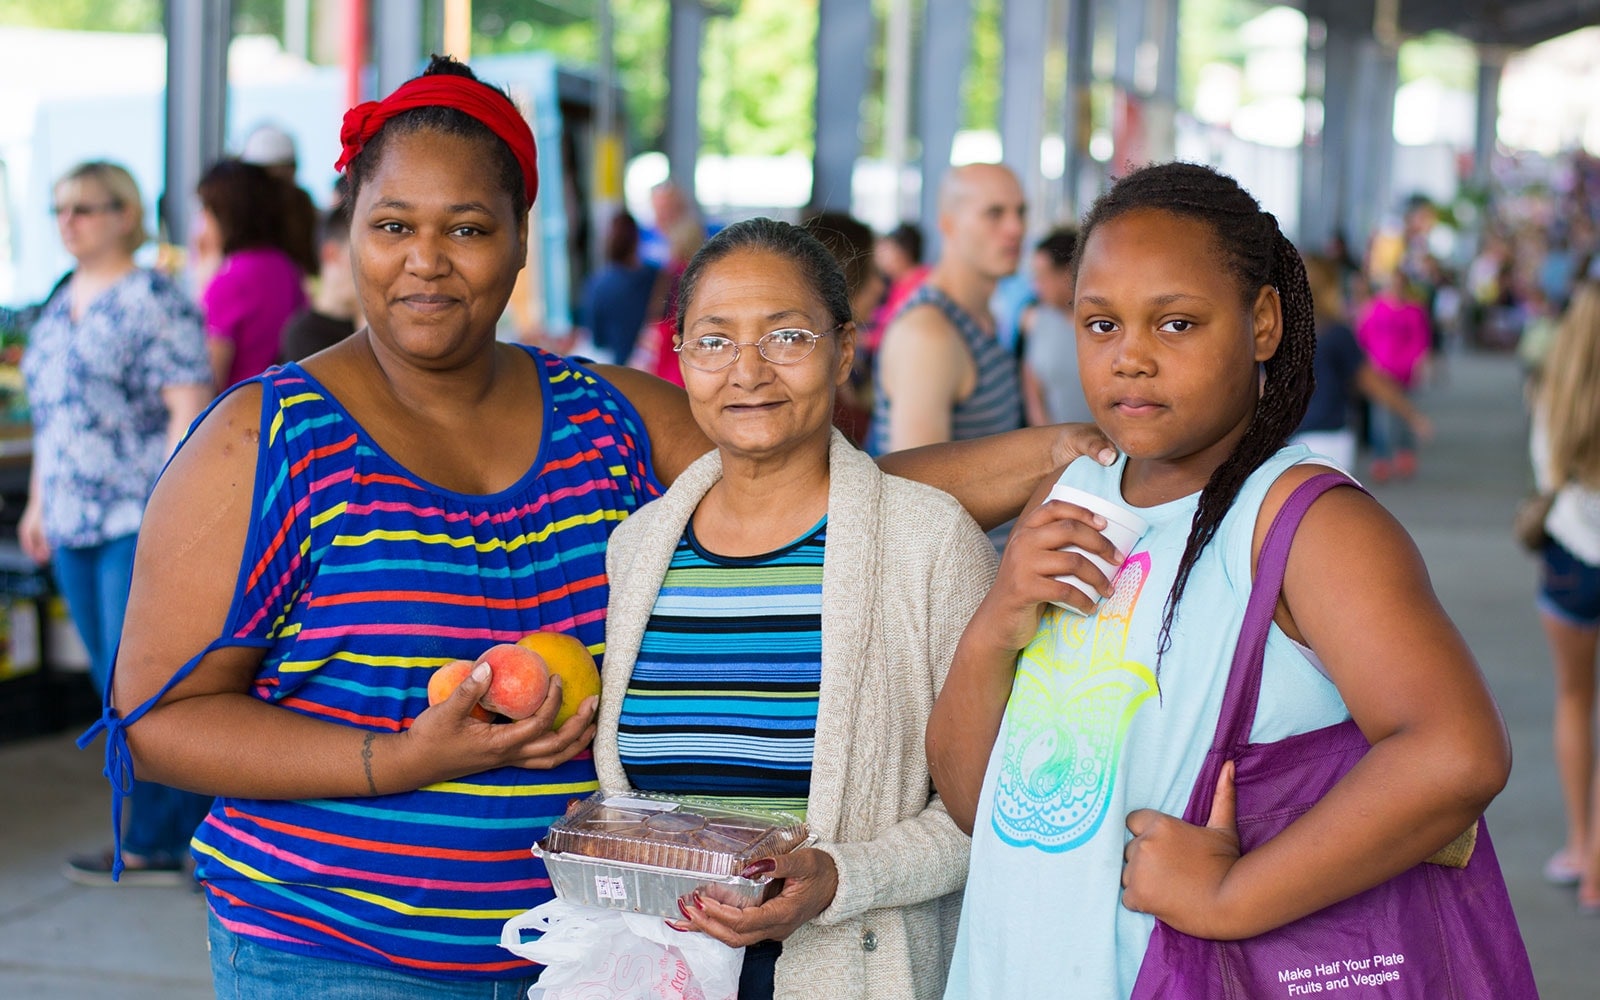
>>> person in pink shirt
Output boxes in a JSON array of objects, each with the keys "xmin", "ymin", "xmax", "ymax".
[
  {"xmin": 1355, "ymin": 271, "xmax": 1431, "ymax": 480},
  {"xmin": 195, "ymin": 159, "xmax": 309, "ymax": 390},
  {"xmin": 872, "ymin": 222, "xmax": 930, "ymax": 345}
]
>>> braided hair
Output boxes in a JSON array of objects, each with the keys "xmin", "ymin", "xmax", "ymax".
[{"xmin": 1073, "ymin": 162, "xmax": 1316, "ymax": 666}]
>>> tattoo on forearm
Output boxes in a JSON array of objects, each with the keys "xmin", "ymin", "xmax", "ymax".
[{"xmin": 361, "ymin": 731, "xmax": 378, "ymax": 795}]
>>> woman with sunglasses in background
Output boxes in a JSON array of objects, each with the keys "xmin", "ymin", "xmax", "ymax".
[
  {"xmin": 19, "ymin": 161, "xmax": 214, "ymax": 885},
  {"xmin": 595, "ymin": 217, "xmax": 996, "ymax": 1000}
]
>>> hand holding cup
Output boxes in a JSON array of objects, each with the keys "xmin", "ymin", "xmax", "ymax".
[{"xmin": 1041, "ymin": 482, "xmax": 1148, "ymax": 613}]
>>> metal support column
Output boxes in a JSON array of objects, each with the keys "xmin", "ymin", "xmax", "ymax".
[
  {"xmin": 813, "ymin": 0, "xmax": 874, "ymax": 213},
  {"xmin": 1341, "ymin": 37, "xmax": 1398, "ymax": 252},
  {"xmin": 284, "ymin": 0, "xmax": 311, "ymax": 60},
  {"xmin": 1108, "ymin": 0, "xmax": 1178, "ymax": 174},
  {"xmin": 1062, "ymin": 0, "xmax": 1093, "ymax": 220},
  {"xmin": 919, "ymin": 0, "xmax": 974, "ymax": 253},
  {"xmin": 591, "ymin": 0, "xmax": 620, "ymax": 273},
  {"xmin": 1300, "ymin": 19, "xmax": 1357, "ymax": 250},
  {"xmin": 374, "ymin": 0, "xmax": 423, "ymax": 99},
  {"xmin": 1472, "ymin": 50, "xmax": 1504, "ymax": 193},
  {"xmin": 666, "ymin": 0, "xmax": 708, "ymax": 201},
  {"xmin": 1145, "ymin": 0, "xmax": 1178, "ymax": 164},
  {"xmin": 883, "ymin": 0, "xmax": 915, "ymax": 223},
  {"xmin": 163, "ymin": 0, "xmax": 232, "ymax": 246},
  {"xmin": 1000, "ymin": 0, "xmax": 1049, "ymax": 223},
  {"xmin": 1109, "ymin": 0, "xmax": 1147, "ymax": 173}
]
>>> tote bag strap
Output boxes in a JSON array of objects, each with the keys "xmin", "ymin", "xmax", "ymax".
[{"xmin": 1210, "ymin": 469, "xmax": 1366, "ymax": 756}]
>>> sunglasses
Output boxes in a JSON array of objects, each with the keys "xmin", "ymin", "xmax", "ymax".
[{"xmin": 51, "ymin": 202, "xmax": 122, "ymax": 220}]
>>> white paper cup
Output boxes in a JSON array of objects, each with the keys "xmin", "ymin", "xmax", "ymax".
[{"xmin": 1043, "ymin": 482, "xmax": 1148, "ymax": 613}]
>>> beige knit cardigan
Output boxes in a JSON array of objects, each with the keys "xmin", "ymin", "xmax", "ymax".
[{"xmin": 596, "ymin": 429, "xmax": 998, "ymax": 1000}]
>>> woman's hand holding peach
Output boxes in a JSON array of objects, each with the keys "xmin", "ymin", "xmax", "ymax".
[
  {"xmin": 667, "ymin": 847, "xmax": 840, "ymax": 947},
  {"xmin": 406, "ymin": 665, "xmax": 597, "ymax": 781}
]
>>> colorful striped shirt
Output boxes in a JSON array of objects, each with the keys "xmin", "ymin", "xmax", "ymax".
[
  {"xmin": 174, "ymin": 349, "xmax": 658, "ymax": 979},
  {"xmin": 867, "ymin": 282, "xmax": 1023, "ymax": 455},
  {"xmin": 615, "ymin": 518, "xmax": 825, "ymax": 816}
]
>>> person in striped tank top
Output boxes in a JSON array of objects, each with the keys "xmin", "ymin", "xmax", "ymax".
[
  {"xmin": 596, "ymin": 218, "xmax": 998, "ymax": 1000},
  {"xmin": 90, "ymin": 61, "xmax": 1116, "ymax": 1000},
  {"xmin": 868, "ymin": 163, "xmax": 1026, "ymax": 457}
]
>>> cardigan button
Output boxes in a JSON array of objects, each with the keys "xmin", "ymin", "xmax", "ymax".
[{"xmin": 861, "ymin": 929, "xmax": 878, "ymax": 952}]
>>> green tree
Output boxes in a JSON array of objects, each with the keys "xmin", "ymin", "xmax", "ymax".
[
  {"xmin": 0, "ymin": 0, "xmax": 282, "ymax": 37},
  {"xmin": 234, "ymin": 0, "xmax": 286, "ymax": 39},
  {"xmin": 473, "ymin": 0, "xmax": 816, "ymax": 158},
  {"xmin": 700, "ymin": 0, "xmax": 816, "ymax": 156},
  {"xmin": 1177, "ymin": 0, "xmax": 1264, "ymax": 109},
  {"xmin": 0, "ymin": 0, "xmax": 160, "ymax": 32},
  {"xmin": 471, "ymin": 0, "xmax": 669, "ymax": 153},
  {"xmin": 961, "ymin": 0, "xmax": 1001, "ymax": 133},
  {"xmin": 1398, "ymin": 31, "xmax": 1476, "ymax": 89}
]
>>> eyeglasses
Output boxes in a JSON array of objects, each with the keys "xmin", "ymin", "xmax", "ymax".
[
  {"xmin": 50, "ymin": 202, "xmax": 121, "ymax": 220},
  {"xmin": 675, "ymin": 325, "xmax": 841, "ymax": 372}
]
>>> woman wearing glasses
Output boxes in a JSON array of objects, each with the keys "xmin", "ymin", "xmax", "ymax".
[
  {"xmin": 595, "ymin": 217, "xmax": 995, "ymax": 1000},
  {"xmin": 19, "ymin": 161, "xmax": 214, "ymax": 883}
]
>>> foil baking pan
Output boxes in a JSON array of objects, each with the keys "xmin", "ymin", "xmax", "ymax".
[{"xmin": 533, "ymin": 843, "xmax": 787, "ymax": 919}]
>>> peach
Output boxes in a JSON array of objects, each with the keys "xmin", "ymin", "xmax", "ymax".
[
  {"xmin": 427, "ymin": 659, "xmax": 494, "ymax": 721},
  {"xmin": 475, "ymin": 643, "xmax": 551, "ymax": 720},
  {"xmin": 516, "ymin": 630, "xmax": 601, "ymax": 730}
]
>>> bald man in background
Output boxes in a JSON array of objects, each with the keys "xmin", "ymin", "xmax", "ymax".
[{"xmin": 867, "ymin": 163, "xmax": 1027, "ymax": 455}]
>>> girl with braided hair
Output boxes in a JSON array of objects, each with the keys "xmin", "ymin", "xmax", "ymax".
[{"xmin": 928, "ymin": 162, "xmax": 1511, "ymax": 997}]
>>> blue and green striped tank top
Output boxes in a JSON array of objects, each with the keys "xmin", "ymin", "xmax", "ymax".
[
  {"xmin": 615, "ymin": 518, "xmax": 825, "ymax": 816},
  {"xmin": 95, "ymin": 348, "xmax": 660, "ymax": 981}
]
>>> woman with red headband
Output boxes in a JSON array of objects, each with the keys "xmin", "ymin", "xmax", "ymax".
[{"xmin": 94, "ymin": 56, "xmax": 1109, "ymax": 996}]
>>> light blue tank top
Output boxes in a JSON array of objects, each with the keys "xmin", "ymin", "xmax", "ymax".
[{"xmin": 944, "ymin": 446, "xmax": 1350, "ymax": 1000}]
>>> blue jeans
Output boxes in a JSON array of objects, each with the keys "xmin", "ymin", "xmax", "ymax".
[
  {"xmin": 52, "ymin": 534, "xmax": 138, "ymax": 697},
  {"xmin": 738, "ymin": 940, "xmax": 781, "ymax": 1000},
  {"xmin": 1539, "ymin": 537, "xmax": 1600, "ymax": 627},
  {"xmin": 1367, "ymin": 397, "xmax": 1416, "ymax": 461},
  {"xmin": 207, "ymin": 908, "xmax": 543, "ymax": 999},
  {"xmin": 55, "ymin": 534, "xmax": 212, "ymax": 860}
]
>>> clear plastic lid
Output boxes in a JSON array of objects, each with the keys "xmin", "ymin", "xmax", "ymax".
[{"xmin": 542, "ymin": 791, "xmax": 809, "ymax": 877}]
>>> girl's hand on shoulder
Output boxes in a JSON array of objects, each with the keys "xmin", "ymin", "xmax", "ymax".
[
  {"xmin": 1122, "ymin": 762, "xmax": 1247, "ymax": 939},
  {"xmin": 404, "ymin": 667, "xmax": 598, "ymax": 782},
  {"xmin": 975, "ymin": 494, "xmax": 1122, "ymax": 650},
  {"xmin": 664, "ymin": 848, "xmax": 839, "ymax": 947}
]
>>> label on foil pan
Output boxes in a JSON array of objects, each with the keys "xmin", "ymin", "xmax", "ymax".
[
  {"xmin": 604, "ymin": 796, "xmax": 680, "ymax": 813},
  {"xmin": 595, "ymin": 874, "xmax": 628, "ymax": 901}
]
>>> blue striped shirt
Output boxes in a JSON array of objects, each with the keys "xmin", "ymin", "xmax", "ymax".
[{"xmin": 616, "ymin": 518, "xmax": 825, "ymax": 815}]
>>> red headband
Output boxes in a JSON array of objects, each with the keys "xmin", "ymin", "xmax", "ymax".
[{"xmin": 335, "ymin": 75, "xmax": 539, "ymax": 204}]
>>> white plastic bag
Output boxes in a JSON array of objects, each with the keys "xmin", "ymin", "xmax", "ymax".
[{"xmin": 502, "ymin": 897, "xmax": 744, "ymax": 1000}]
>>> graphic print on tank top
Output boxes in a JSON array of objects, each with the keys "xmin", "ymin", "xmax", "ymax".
[{"xmin": 992, "ymin": 552, "xmax": 1157, "ymax": 851}]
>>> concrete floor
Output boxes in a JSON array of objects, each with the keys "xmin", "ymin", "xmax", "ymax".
[{"xmin": 0, "ymin": 349, "xmax": 1596, "ymax": 998}]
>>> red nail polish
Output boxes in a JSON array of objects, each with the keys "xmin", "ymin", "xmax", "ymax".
[
  {"xmin": 692, "ymin": 891, "xmax": 704, "ymax": 910},
  {"xmin": 740, "ymin": 858, "xmax": 776, "ymax": 879}
]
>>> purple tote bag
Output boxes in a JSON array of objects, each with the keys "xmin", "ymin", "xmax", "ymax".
[{"xmin": 1130, "ymin": 472, "xmax": 1538, "ymax": 999}]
